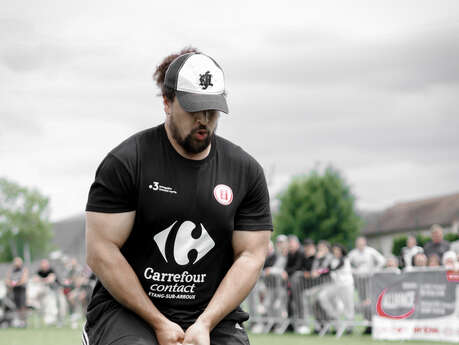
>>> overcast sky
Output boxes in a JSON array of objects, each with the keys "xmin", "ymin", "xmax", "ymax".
[{"xmin": 1, "ymin": 0, "xmax": 459, "ymax": 221}]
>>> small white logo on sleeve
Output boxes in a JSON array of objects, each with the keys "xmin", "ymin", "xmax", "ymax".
[{"xmin": 213, "ymin": 184, "xmax": 233, "ymax": 206}]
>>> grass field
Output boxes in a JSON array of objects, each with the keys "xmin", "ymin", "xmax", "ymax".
[{"xmin": 0, "ymin": 327, "xmax": 450, "ymax": 345}]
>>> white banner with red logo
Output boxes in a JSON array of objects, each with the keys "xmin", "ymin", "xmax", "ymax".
[{"xmin": 371, "ymin": 270, "xmax": 459, "ymax": 342}]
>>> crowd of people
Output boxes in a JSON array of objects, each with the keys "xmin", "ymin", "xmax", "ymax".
[
  {"xmin": 1, "ymin": 224, "xmax": 458, "ymax": 333},
  {"xmin": 249, "ymin": 224, "xmax": 459, "ymax": 335},
  {"xmin": 1, "ymin": 255, "xmax": 95, "ymax": 328}
]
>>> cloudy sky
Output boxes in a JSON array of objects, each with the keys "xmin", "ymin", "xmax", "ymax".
[{"xmin": 1, "ymin": 0, "xmax": 458, "ymax": 221}]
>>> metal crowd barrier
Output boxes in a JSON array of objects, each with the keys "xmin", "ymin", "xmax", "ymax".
[
  {"xmin": 245, "ymin": 270, "xmax": 373, "ymax": 336},
  {"xmin": 246, "ymin": 270, "xmax": 289, "ymax": 334}
]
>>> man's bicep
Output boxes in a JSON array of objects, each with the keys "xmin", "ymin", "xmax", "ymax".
[
  {"xmin": 85, "ymin": 211, "xmax": 136, "ymax": 250},
  {"xmin": 232, "ymin": 230, "xmax": 271, "ymax": 261}
]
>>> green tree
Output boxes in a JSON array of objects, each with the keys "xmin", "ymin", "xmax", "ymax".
[
  {"xmin": 0, "ymin": 177, "xmax": 53, "ymax": 262},
  {"xmin": 392, "ymin": 235, "xmax": 407, "ymax": 256},
  {"xmin": 274, "ymin": 166, "xmax": 361, "ymax": 248},
  {"xmin": 445, "ymin": 233, "xmax": 459, "ymax": 242}
]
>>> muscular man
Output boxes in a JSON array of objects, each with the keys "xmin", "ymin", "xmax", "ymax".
[{"xmin": 83, "ymin": 48, "xmax": 272, "ymax": 345}]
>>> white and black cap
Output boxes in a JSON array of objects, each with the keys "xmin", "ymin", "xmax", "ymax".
[{"xmin": 164, "ymin": 53, "xmax": 229, "ymax": 114}]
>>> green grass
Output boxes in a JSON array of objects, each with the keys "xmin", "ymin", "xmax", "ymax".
[
  {"xmin": 0, "ymin": 327, "xmax": 450, "ymax": 345},
  {"xmin": 0, "ymin": 327, "xmax": 81, "ymax": 345}
]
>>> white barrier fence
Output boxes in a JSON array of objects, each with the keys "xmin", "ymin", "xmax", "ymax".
[
  {"xmin": 246, "ymin": 270, "xmax": 373, "ymax": 336},
  {"xmin": 0, "ymin": 280, "xmax": 91, "ymax": 328}
]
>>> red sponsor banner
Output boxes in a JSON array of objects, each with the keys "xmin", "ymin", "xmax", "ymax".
[{"xmin": 446, "ymin": 270, "xmax": 459, "ymax": 282}]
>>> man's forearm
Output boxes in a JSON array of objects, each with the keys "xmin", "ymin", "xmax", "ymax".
[
  {"xmin": 88, "ymin": 244, "xmax": 167, "ymax": 329},
  {"xmin": 195, "ymin": 252, "xmax": 264, "ymax": 330}
]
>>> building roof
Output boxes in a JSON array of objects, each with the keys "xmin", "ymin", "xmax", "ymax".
[{"xmin": 362, "ymin": 192, "xmax": 459, "ymax": 236}]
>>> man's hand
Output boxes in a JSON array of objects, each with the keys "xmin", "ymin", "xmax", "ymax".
[
  {"xmin": 281, "ymin": 270, "xmax": 288, "ymax": 281},
  {"xmin": 154, "ymin": 319, "xmax": 185, "ymax": 345},
  {"xmin": 183, "ymin": 321, "xmax": 210, "ymax": 345}
]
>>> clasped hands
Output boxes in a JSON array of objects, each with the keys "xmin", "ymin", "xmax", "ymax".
[{"xmin": 155, "ymin": 318, "xmax": 210, "ymax": 345}]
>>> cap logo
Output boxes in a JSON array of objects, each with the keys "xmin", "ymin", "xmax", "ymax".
[{"xmin": 199, "ymin": 71, "xmax": 213, "ymax": 90}]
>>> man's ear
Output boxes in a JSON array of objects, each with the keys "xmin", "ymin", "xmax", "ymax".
[{"xmin": 163, "ymin": 96, "xmax": 172, "ymax": 116}]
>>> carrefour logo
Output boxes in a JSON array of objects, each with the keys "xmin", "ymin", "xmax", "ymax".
[{"xmin": 153, "ymin": 221, "xmax": 215, "ymax": 266}]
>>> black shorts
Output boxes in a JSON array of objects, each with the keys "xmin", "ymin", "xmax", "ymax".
[
  {"xmin": 82, "ymin": 302, "xmax": 250, "ymax": 345},
  {"xmin": 12, "ymin": 286, "xmax": 26, "ymax": 309}
]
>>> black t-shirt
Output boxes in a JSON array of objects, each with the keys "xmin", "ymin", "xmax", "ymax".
[
  {"xmin": 303, "ymin": 255, "xmax": 315, "ymax": 272},
  {"xmin": 86, "ymin": 124, "xmax": 273, "ymax": 324},
  {"xmin": 37, "ymin": 268, "xmax": 55, "ymax": 279},
  {"xmin": 424, "ymin": 240, "xmax": 450, "ymax": 261},
  {"xmin": 286, "ymin": 248, "xmax": 304, "ymax": 276},
  {"xmin": 263, "ymin": 252, "xmax": 277, "ymax": 269}
]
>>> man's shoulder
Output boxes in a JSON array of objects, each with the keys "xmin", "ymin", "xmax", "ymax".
[
  {"xmin": 215, "ymin": 135, "xmax": 263, "ymax": 172},
  {"xmin": 424, "ymin": 241, "xmax": 434, "ymax": 249},
  {"xmin": 348, "ymin": 248, "xmax": 358, "ymax": 256},
  {"xmin": 366, "ymin": 246, "xmax": 381, "ymax": 255},
  {"xmin": 441, "ymin": 240, "xmax": 451, "ymax": 248},
  {"xmin": 109, "ymin": 124, "xmax": 163, "ymax": 162}
]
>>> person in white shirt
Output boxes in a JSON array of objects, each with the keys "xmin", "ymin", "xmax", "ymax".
[
  {"xmin": 383, "ymin": 256, "xmax": 401, "ymax": 274},
  {"xmin": 317, "ymin": 244, "xmax": 354, "ymax": 334},
  {"xmin": 400, "ymin": 236, "xmax": 423, "ymax": 268},
  {"xmin": 348, "ymin": 237, "xmax": 386, "ymax": 274},
  {"xmin": 348, "ymin": 236, "xmax": 385, "ymax": 333},
  {"xmin": 442, "ymin": 251, "xmax": 459, "ymax": 270}
]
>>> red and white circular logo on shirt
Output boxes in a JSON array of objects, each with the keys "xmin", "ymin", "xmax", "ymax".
[{"xmin": 213, "ymin": 184, "xmax": 233, "ymax": 206}]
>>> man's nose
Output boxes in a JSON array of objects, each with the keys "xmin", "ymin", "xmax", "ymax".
[{"xmin": 194, "ymin": 111, "xmax": 209, "ymax": 125}]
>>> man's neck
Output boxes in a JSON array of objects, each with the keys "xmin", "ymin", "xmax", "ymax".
[{"xmin": 164, "ymin": 122, "xmax": 211, "ymax": 161}]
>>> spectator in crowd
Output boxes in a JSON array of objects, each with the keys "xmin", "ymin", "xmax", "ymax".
[
  {"xmin": 413, "ymin": 252, "xmax": 428, "ymax": 267},
  {"xmin": 423, "ymin": 224, "xmax": 451, "ymax": 261},
  {"xmin": 384, "ymin": 256, "xmax": 401, "ymax": 273},
  {"xmin": 248, "ymin": 240, "xmax": 276, "ymax": 324},
  {"xmin": 442, "ymin": 251, "xmax": 459, "ymax": 270},
  {"xmin": 310, "ymin": 241, "xmax": 333, "ymax": 333},
  {"xmin": 284, "ymin": 235, "xmax": 304, "ymax": 331},
  {"xmin": 318, "ymin": 244, "xmax": 354, "ymax": 334},
  {"xmin": 263, "ymin": 240, "xmax": 276, "ymax": 269},
  {"xmin": 61, "ymin": 258, "xmax": 80, "ymax": 316},
  {"xmin": 450, "ymin": 238, "xmax": 459, "ymax": 259},
  {"xmin": 34, "ymin": 258, "xmax": 61, "ymax": 322},
  {"xmin": 400, "ymin": 235, "xmax": 423, "ymax": 268},
  {"xmin": 248, "ymin": 241, "xmax": 276, "ymax": 321},
  {"xmin": 285, "ymin": 235, "xmax": 304, "ymax": 277},
  {"xmin": 348, "ymin": 236, "xmax": 386, "ymax": 274},
  {"xmin": 348, "ymin": 236, "xmax": 384, "ymax": 334},
  {"xmin": 262, "ymin": 234, "xmax": 289, "ymax": 329},
  {"xmin": 5, "ymin": 257, "xmax": 28, "ymax": 327},
  {"xmin": 265, "ymin": 235, "xmax": 288, "ymax": 279},
  {"xmin": 288, "ymin": 239, "xmax": 316, "ymax": 334},
  {"xmin": 428, "ymin": 254, "xmax": 441, "ymax": 267},
  {"xmin": 35, "ymin": 259, "xmax": 58, "ymax": 286},
  {"xmin": 302, "ymin": 239, "xmax": 316, "ymax": 278},
  {"xmin": 62, "ymin": 258, "xmax": 86, "ymax": 324},
  {"xmin": 311, "ymin": 240, "xmax": 333, "ymax": 278}
]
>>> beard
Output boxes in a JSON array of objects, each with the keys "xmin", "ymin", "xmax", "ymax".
[{"xmin": 169, "ymin": 118, "xmax": 215, "ymax": 155}]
